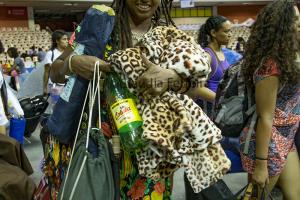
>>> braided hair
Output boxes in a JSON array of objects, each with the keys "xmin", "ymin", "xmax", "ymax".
[
  {"xmin": 198, "ymin": 16, "xmax": 228, "ymax": 48},
  {"xmin": 111, "ymin": 0, "xmax": 175, "ymax": 51}
]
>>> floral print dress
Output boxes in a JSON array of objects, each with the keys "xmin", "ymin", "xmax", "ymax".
[{"xmin": 240, "ymin": 58, "xmax": 300, "ymax": 176}]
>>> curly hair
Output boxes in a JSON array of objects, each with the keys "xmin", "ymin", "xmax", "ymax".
[
  {"xmin": 198, "ymin": 15, "xmax": 228, "ymax": 48},
  {"xmin": 242, "ymin": 0, "xmax": 300, "ymax": 86}
]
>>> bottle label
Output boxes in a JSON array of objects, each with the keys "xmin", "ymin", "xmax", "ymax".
[{"xmin": 110, "ymin": 99, "xmax": 142, "ymax": 130}]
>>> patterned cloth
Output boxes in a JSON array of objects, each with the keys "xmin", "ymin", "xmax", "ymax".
[
  {"xmin": 42, "ymin": 136, "xmax": 71, "ymax": 200},
  {"xmin": 240, "ymin": 58, "xmax": 300, "ymax": 176},
  {"xmin": 110, "ymin": 26, "xmax": 230, "ymax": 193}
]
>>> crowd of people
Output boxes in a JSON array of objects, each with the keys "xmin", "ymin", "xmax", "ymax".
[{"xmin": 0, "ymin": 0, "xmax": 299, "ymax": 200}]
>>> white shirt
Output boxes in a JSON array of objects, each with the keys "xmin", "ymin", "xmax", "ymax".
[
  {"xmin": 42, "ymin": 48, "xmax": 63, "ymax": 85},
  {"xmin": 43, "ymin": 48, "xmax": 63, "ymax": 66}
]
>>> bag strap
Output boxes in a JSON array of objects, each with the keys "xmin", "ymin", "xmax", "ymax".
[
  {"xmin": 51, "ymin": 50, "xmax": 54, "ymax": 62},
  {"xmin": 234, "ymin": 183, "xmax": 250, "ymax": 199},
  {"xmin": 261, "ymin": 187, "xmax": 274, "ymax": 200},
  {"xmin": 243, "ymin": 111, "xmax": 257, "ymax": 155},
  {"xmin": 236, "ymin": 183, "xmax": 274, "ymax": 200},
  {"xmin": 85, "ymin": 62, "xmax": 101, "ymax": 149},
  {"xmin": 59, "ymin": 83, "xmax": 90, "ymax": 200},
  {"xmin": 69, "ymin": 63, "xmax": 101, "ymax": 200},
  {"xmin": 205, "ymin": 47, "xmax": 220, "ymax": 79},
  {"xmin": 237, "ymin": 70, "xmax": 245, "ymax": 97},
  {"xmin": 59, "ymin": 61, "xmax": 101, "ymax": 200}
]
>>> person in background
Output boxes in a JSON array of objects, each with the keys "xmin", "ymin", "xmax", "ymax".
[
  {"xmin": 7, "ymin": 47, "xmax": 25, "ymax": 74},
  {"xmin": 235, "ymin": 36, "xmax": 245, "ymax": 54},
  {"xmin": 42, "ymin": 30, "xmax": 68, "ymax": 95},
  {"xmin": 20, "ymin": 53, "xmax": 27, "ymax": 60},
  {"xmin": 188, "ymin": 16, "xmax": 232, "ymax": 118},
  {"xmin": 28, "ymin": 45, "xmax": 37, "ymax": 57},
  {"xmin": 7, "ymin": 47, "xmax": 25, "ymax": 91},
  {"xmin": 240, "ymin": 1, "xmax": 300, "ymax": 199},
  {"xmin": 184, "ymin": 16, "xmax": 235, "ymax": 200},
  {"xmin": 37, "ymin": 48, "xmax": 46, "ymax": 62}
]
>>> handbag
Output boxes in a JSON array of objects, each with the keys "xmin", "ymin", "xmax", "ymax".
[
  {"xmin": 58, "ymin": 63, "xmax": 115, "ymax": 200},
  {"xmin": 47, "ymin": 5, "xmax": 115, "ymax": 144},
  {"xmin": 19, "ymin": 94, "xmax": 49, "ymax": 137},
  {"xmin": 236, "ymin": 182, "xmax": 274, "ymax": 200},
  {"xmin": 185, "ymin": 173, "xmax": 235, "ymax": 200},
  {"xmin": 9, "ymin": 118, "xmax": 26, "ymax": 144}
]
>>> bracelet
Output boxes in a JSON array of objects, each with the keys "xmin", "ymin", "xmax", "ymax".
[
  {"xmin": 68, "ymin": 54, "xmax": 76, "ymax": 74},
  {"xmin": 255, "ymin": 156, "xmax": 268, "ymax": 161}
]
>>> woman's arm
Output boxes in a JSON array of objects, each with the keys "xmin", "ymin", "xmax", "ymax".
[
  {"xmin": 50, "ymin": 46, "xmax": 111, "ymax": 83},
  {"xmin": 43, "ymin": 63, "xmax": 51, "ymax": 93},
  {"xmin": 255, "ymin": 75, "xmax": 278, "ymax": 159},
  {"xmin": 252, "ymin": 75, "xmax": 279, "ymax": 188},
  {"xmin": 186, "ymin": 86, "xmax": 215, "ymax": 102}
]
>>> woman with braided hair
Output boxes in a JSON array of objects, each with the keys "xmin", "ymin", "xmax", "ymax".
[
  {"xmin": 47, "ymin": 0, "xmax": 193, "ymax": 199},
  {"xmin": 183, "ymin": 15, "xmax": 233, "ymax": 200},
  {"xmin": 190, "ymin": 15, "xmax": 232, "ymax": 118}
]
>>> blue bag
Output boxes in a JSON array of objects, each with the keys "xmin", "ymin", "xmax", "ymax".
[
  {"xmin": 47, "ymin": 5, "xmax": 115, "ymax": 144},
  {"xmin": 222, "ymin": 48, "xmax": 242, "ymax": 66},
  {"xmin": 9, "ymin": 118, "xmax": 26, "ymax": 144},
  {"xmin": 221, "ymin": 137, "xmax": 244, "ymax": 173}
]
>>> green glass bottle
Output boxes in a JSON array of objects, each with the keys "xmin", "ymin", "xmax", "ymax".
[{"xmin": 104, "ymin": 72, "xmax": 145, "ymax": 153}]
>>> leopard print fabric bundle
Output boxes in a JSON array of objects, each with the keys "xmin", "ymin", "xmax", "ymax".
[{"xmin": 109, "ymin": 26, "xmax": 230, "ymax": 192}]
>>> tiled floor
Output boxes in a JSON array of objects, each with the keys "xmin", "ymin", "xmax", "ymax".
[{"xmin": 24, "ymin": 130, "xmax": 282, "ymax": 200}]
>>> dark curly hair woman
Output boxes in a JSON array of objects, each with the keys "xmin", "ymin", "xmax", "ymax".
[{"xmin": 240, "ymin": 1, "xmax": 300, "ymax": 199}]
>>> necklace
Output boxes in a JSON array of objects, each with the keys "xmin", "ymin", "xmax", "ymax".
[
  {"xmin": 131, "ymin": 31, "xmax": 145, "ymax": 42},
  {"xmin": 131, "ymin": 24, "xmax": 153, "ymax": 43}
]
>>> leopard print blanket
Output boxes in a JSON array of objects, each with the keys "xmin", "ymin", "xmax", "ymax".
[{"xmin": 109, "ymin": 26, "xmax": 230, "ymax": 192}]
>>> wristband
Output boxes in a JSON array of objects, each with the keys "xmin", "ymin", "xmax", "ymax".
[{"xmin": 255, "ymin": 156, "xmax": 268, "ymax": 161}]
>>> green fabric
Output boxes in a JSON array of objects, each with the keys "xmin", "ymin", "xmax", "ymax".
[{"xmin": 58, "ymin": 130, "xmax": 114, "ymax": 200}]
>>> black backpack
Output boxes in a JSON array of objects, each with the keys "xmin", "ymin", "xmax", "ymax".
[{"xmin": 213, "ymin": 61, "xmax": 257, "ymax": 139}]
